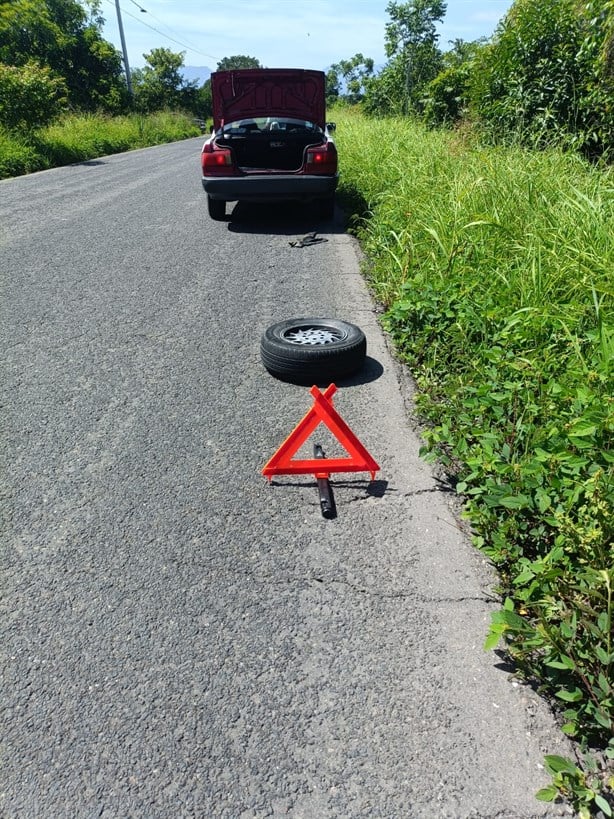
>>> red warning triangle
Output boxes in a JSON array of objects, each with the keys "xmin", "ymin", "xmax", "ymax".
[{"xmin": 262, "ymin": 384, "xmax": 379, "ymax": 480}]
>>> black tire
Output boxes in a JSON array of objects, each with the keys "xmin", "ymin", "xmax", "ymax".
[
  {"xmin": 207, "ymin": 195, "xmax": 225, "ymax": 220},
  {"xmin": 261, "ymin": 317, "xmax": 366, "ymax": 383}
]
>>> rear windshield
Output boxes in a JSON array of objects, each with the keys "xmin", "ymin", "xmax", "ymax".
[{"xmin": 219, "ymin": 117, "xmax": 322, "ymax": 136}]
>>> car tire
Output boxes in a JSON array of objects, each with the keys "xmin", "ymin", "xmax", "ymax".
[
  {"xmin": 261, "ymin": 318, "xmax": 366, "ymax": 383},
  {"xmin": 207, "ymin": 196, "xmax": 225, "ymax": 220}
]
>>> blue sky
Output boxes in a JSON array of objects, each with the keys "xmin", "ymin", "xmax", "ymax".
[{"xmin": 101, "ymin": 0, "xmax": 514, "ymax": 72}]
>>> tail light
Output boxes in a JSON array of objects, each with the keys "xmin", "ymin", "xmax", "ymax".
[
  {"xmin": 201, "ymin": 142, "xmax": 235, "ymax": 175},
  {"xmin": 305, "ymin": 141, "xmax": 337, "ymax": 174}
]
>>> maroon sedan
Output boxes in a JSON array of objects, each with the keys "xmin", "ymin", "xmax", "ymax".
[{"xmin": 201, "ymin": 68, "xmax": 338, "ymax": 220}]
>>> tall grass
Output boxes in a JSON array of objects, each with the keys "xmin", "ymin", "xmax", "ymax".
[
  {"xmin": 335, "ymin": 107, "xmax": 613, "ymax": 814},
  {"xmin": 0, "ymin": 111, "xmax": 200, "ymax": 179},
  {"xmin": 0, "ymin": 127, "xmax": 40, "ymax": 177}
]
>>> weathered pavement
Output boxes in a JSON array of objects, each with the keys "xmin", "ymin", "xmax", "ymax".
[{"xmin": 1, "ymin": 138, "xmax": 572, "ymax": 817}]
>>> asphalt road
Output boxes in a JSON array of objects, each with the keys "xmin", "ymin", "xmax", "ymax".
[{"xmin": 1, "ymin": 139, "xmax": 571, "ymax": 818}]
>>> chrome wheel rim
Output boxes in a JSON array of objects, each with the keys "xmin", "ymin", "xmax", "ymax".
[{"xmin": 282, "ymin": 325, "xmax": 346, "ymax": 345}]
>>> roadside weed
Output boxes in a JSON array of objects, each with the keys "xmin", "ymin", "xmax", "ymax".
[
  {"xmin": 335, "ymin": 108, "xmax": 613, "ymax": 814},
  {"xmin": 0, "ymin": 111, "xmax": 200, "ymax": 179}
]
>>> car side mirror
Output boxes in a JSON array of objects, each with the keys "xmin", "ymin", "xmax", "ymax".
[{"xmin": 326, "ymin": 122, "xmax": 336, "ymax": 132}]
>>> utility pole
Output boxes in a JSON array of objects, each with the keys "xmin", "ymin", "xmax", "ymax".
[{"xmin": 115, "ymin": 0, "xmax": 133, "ymax": 98}]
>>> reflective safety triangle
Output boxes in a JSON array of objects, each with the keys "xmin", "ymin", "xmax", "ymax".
[{"xmin": 262, "ymin": 384, "xmax": 380, "ymax": 480}]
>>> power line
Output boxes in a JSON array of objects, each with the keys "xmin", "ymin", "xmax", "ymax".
[
  {"xmin": 103, "ymin": 0, "xmax": 219, "ymax": 62},
  {"xmin": 129, "ymin": 1, "xmax": 216, "ymax": 61}
]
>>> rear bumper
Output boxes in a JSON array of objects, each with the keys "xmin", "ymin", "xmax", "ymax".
[{"xmin": 202, "ymin": 173, "xmax": 338, "ymax": 202}]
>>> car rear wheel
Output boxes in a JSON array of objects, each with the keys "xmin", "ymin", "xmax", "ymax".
[
  {"xmin": 261, "ymin": 318, "xmax": 366, "ymax": 383},
  {"xmin": 207, "ymin": 196, "xmax": 225, "ymax": 220}
]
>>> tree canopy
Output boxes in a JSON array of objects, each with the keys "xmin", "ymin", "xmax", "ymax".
[
  {"xmin": 131, "ymin": 47, "xmax": 198, "ymax": 113},
  {"xmin": 384, "ymin": 0, "xmax": 447, "ymax": 56},
  {"xmin": 215, "ymin": 55, "xmax": 262, "ymax": 72},
  {"xmin": 357, "ymin": 0, "xmax": 611, "ymax": 159},
  {"xmin": 364, "ymin": 0, "xmax": 447, "ymax": 114},
  {"xmin": 470, "ymin": 0, "xmax": 613, "ymax": 157},
  {"xmin": 0, "ymin": 0, "xmax": 126, "ymax": 113},
  {"xmin": 327, "ymin": 54, "xmax": 374, "ymax": 105}
]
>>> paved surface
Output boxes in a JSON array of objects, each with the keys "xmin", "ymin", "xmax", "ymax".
[{"xmin": 1, "ymin": 139, "xmax": 572, "ymax": 817}]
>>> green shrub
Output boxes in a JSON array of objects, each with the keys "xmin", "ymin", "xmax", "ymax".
[
  {"xmin": 0, "ymin": 60, "xmax": 67, "ymax": 130},
  {"xmin": 423, "ymin": 40, "xmax": 486, "ymax": 128},
  {"xmin": 470, "ymin": 0, "xmax": 613, "ymax": 159},
  {"xmin": 423, "ymin": 63, "xmax": 470, "ymax": 127}
]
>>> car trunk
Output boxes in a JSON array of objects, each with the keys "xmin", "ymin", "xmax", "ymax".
[
  {"xmin": 216, "ymin": 130, "xmax": 326, "ymax": 172},
  {"xmin": 211, "ymin": 69, "xmax": 326, "ymax": 131}
]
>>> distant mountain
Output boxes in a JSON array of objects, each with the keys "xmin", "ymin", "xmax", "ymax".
[{"xmin": 181, "ymin": 66, "xmax": 212, "ymax": 86}]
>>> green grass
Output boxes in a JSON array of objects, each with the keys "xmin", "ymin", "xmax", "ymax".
[
  {"xmin": 0, "ymin": 127, "xmax": 42, "ymax": 176},
  {"xmin": 334, "ymin": 107, "xmax": 613, "ymax": 816},
  {"xmin": 0, "ymin": 110, "xmax": 200, "ymax": 179}
]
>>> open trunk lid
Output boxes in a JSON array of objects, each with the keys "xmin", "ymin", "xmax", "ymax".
[{"xmin": 211, "ymin": 68, "xmax": 326, "ymax": 131}]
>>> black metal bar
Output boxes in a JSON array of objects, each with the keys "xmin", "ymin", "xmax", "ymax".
[{"xmin": 313, "ymin": 444, "xmax": 336, "ymax": 519}]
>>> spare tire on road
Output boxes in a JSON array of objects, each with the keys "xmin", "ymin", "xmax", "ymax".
[{"xmin": 261, "ymin": 318, "xmax": 366, "ymax": 384}]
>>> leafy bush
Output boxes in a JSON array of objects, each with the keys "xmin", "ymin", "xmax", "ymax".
[
  {"xmin": 363, "ymin": 55, "xmax": 409, "ymax": 116},
  {"xmin": 575, "ymin": 0, "xmax": 614, "ymax": 161},
  {"xmin": 0, "ymin": 0, "xmax": 127, "ymax": 114},
  {"xmin": 470, "ymin": 0, "xmax": 613, "ymax": 159},
  {"xmin": 423, "ymin": 40, "xmax": 486, "ymax": 128},
  {"xmin": 423, "ymin": 63, "xmax": 470, "ymax": 127},
  {"xmin": 0, "ymin": 60, "xmax": 67, "ymax": 129}
]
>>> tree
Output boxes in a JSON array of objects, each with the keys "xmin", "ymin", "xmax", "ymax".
[
  {"xmin": 197, "ymin": 80, "xmax": 213, "ymax": 121},
  {"xmin": 0, "ymin": 0, "xmax": 68, "ymax": 68},
  {"xmin": 441, "ymin": 37, "xmax": 486, "ymax": 69},
  {"xmin": 215, "ymin": 55, "xmax": 261, "ymax": 71},
  {"xmin": 197, "ymin": 56, "xmax": 262, "ymax": 121},
  {"xmin": 385, "ymin": 0, "xmax": 446, "ymax": 55},
  {"xmin": 325, "ymin": 68, "xmax": 341, "ymax": 106},
  {"xmin": 469, "ymin": 0, "xmax": 613, "ymax": 158},
  {"xmin": 381, "ymin": 0, "xmax": 447, "ymax": 113},
  {"xmin": 363, "ymin": 56, "xmax": 408, "ymax": 116},
  {"xmin": 0, "ymin": 0, "xmax": 127, "ymax": 112},
  {"xmin": 327, "ymin": 53, "xmax": 374, "ymax": 105},
  {"xmin": 131, "ymin": 48, "xmax": 197, "ymax": 113}
]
